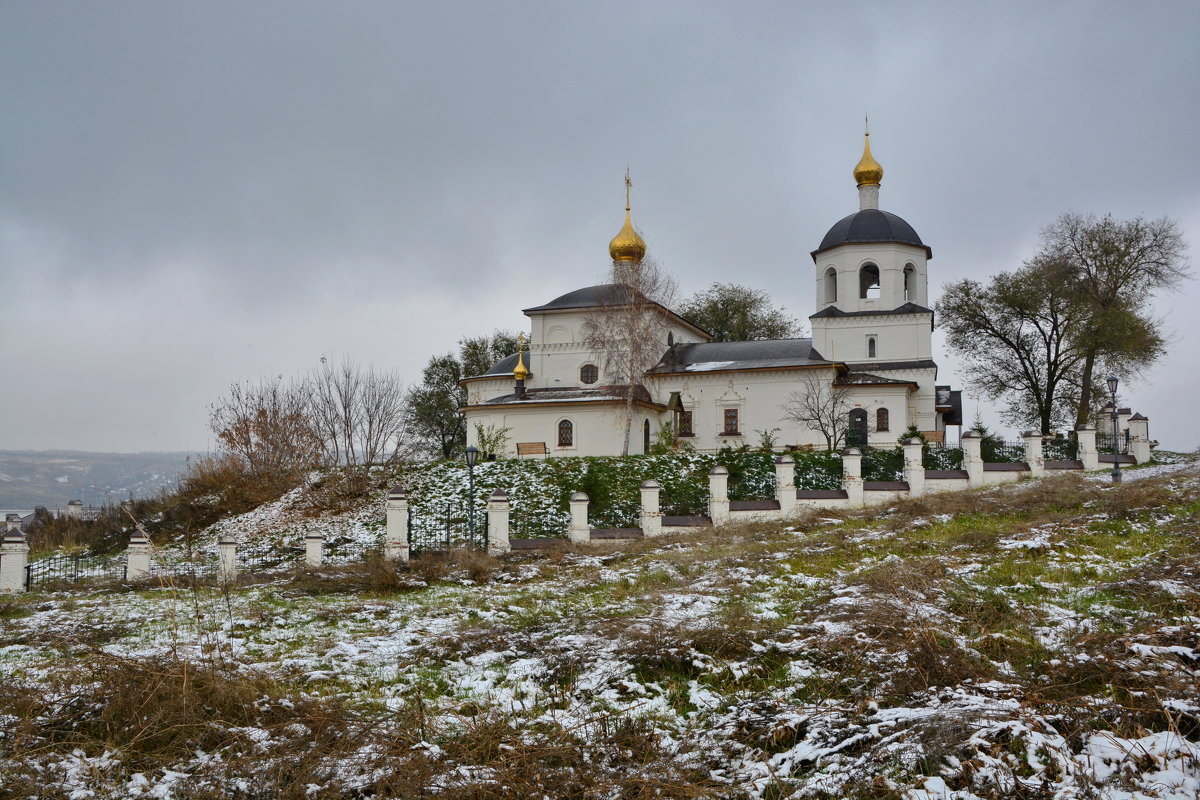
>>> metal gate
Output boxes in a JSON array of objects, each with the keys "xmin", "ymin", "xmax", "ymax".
[
  {"xmin": 25, "ymin": 553, "xmax": 123, "ymax": 591},
  {"xmin": 407, "ymin": 501, "xmax": 486, "ymax": 555}
]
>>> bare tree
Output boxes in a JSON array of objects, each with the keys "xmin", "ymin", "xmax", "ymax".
[
  {"xmin": 208, "ymin": 376, "xmax": 321, "ymax": 487},
  {"xmin": 783, "ymin": 370, "xmax": 855, "ymax": 451},
  {"xmin": 310, "ymin": 357, "xmax": 411, "ymax": 491},
  {"xmin": 582, "ymin": 254, "xmax": 678, "ymax": 456}
]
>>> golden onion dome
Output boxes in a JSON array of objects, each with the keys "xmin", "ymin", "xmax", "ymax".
[
  {"xmin": 853, "ymin": 132, "xmax": 884, "ymax": 187},
  {"xmin": 608, "ymin": 208, "xmax": 647, "ymax": 264},
  {"xmin": 513, "ymin": 333, "xmax": 530, "ymax": 381},
  {"xmin": 608, "ymin": 169, "xmax": 646, "ymax": 263}
]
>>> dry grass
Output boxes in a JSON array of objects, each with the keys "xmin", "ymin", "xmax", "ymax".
[{"xmin": 0, "ymin": 651, "xmax": 723, "ymax": 800}]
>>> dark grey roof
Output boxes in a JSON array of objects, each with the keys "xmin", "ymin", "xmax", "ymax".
[
  {"xmin": 522, "ymin": 283, "xmax": 711, "ymax": 337},
  {"xmin": 838, "ymin": 358, "xmax": 939, "ymax": 372},
  {"xmin": 479, "ymin": 352, "xmax": 522, "ymax": 377},
  {"xmin": 1129, "ymin": 413, "xmax": 1148, "ymax": 421},
  {"xmin": 810, "ymin": 302, "xmax": 932, "ymax": 319},
  {"xmin": 468, "ymin": 385, "xmax": 658, "ymax": 407},
  {"xmin": 812, "ymin": 209, "xmax": 931, "ymax": 258},
  {"xmin": 843, "ymin": 372, "xmax": 916, "ymax": 386},
  {"xmin": 647, "ymin": 338, "xmax": 832, "ymax": 374},
  {"xmin": 523, "ymin": 284, "xmax": 640, "ymax": 313}
]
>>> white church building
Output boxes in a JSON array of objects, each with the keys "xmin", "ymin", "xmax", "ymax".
[{"xmin": 461, "ymin": 135, "xmax": 962, "ymax": 457}]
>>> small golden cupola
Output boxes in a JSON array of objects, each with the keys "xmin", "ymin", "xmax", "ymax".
[
  {"xmin": 853, "ymin": 132, "xmax": 884, "ymax": 187},
  {"xmin": 512, "ymin": 332, "xmax": 530, "ymax": 382},
  {"xmin": 608, "ymin": 169, "xmax": 647, "ymax": 264}
]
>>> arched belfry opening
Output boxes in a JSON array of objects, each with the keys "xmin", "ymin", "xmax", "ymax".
[
  {"xmin": 903, "ymin": 263, "xmax": 916, "ymax": 302},
  {"xmin": 859, "ymin": 264, "xmax": 880, "ymax": 299},
  {"xmin": 824, "ymin": 268, "xmax": 838, "ymax": 304}
]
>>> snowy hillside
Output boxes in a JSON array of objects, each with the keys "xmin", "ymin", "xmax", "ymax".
[{"xmin": 0, "ymin": 460, "xmax": 1197, "ymax": 798}]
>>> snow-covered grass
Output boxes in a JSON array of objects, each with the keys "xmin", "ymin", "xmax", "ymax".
[{"xmin": 1, "ymin": 461, "xmax": 1197, "ymax": 798}]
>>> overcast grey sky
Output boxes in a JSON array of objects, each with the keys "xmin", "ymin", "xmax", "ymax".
[{"xmin": 2, "ymin": 0, "xmax": 1197, "ymax": 453}]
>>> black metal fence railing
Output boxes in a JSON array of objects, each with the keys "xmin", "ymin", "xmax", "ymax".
[
  {"xmin": 240, "ymin": 548, "xmax": 302, "ymax": 573},
  {"xmin": 151, "ymin": 553, "xmax": 215, "ymax": 579},
  {"xmin": 1096, "ymin": 432, "xmax": 1129, "ymax": 455},
  {"xmin": 25, "ymin": 553, "xmax": 123, "ymax": 591},
  {"xmin": 910, "ymin": 436, "xmax": 1077, "ymax": 469},
  {"xmin": 1043, "ymin": 437, "xmax": 1079, "ymax": 460},
  {"xmin": 324, "ymin": 537, "xmax": 382, "ymax": 563},
  {"xmin": 407, "ymin": 501, "xmax": 487, "ymax": 555}
]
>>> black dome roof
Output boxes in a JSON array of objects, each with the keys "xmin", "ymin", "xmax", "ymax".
[{"xmin": 813, "ymin": 209, "xmax": 930, "ymax": 258}]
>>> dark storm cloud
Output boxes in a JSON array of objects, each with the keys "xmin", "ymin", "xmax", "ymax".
[{"xmin": 2, "ymin": 1, "xmax": 1198, "ymax": 451}]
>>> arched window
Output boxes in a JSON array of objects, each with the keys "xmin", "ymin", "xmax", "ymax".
[
  {"xmin": 580, "ymin": 364, "xmax": 598, "ymax": 384},
  {"xmin": 557, "ymin": 419, "xmax": 573, "ymax": 447},
  {"xmin": 859, "ymin": 264, "xmax": 880, "ymax": 299},
  {"xmin": 903, "ymin": 263, "xmax": 916, "ymax": 302},
  {"xmin": 824, "ymin": 267, "xmax": 838, "ymax": 304},
  {"xmin": 876, "ymin": 407, "xmax": 890, "ymax": 432},
  {"xmin": 643, "ymin": 419, "xmax": 651, "ymax": 453},
  {"xmin": 867, "ymin": 336, "xmax": 877, "ymax": 358}
]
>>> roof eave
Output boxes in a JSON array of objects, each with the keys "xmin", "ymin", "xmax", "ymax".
[
  {"xmin": 809, "ymin": 240, "xmax": 934, "ymax": 262},
  {"xmin": 648, "ymin": 362, "xmax": 838, "ymax": 378}
]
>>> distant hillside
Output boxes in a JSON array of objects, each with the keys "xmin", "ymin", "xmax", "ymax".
[{"xmin": 0, "ymin": 450, "xmax": 198, "ymax": 509}]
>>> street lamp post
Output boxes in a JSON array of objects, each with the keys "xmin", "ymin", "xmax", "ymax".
[
  {"xmin": 1106, "ymin": 376, "xmax": 1121, "ymax": 485},
  {"xmin": 465, "ymin": 446, "xmax": 480, "ymax": 544}
]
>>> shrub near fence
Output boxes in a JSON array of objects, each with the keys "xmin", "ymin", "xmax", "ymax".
[{"xmin": 403, "ymin": 450, "xmax": 852, "ymax": 532}]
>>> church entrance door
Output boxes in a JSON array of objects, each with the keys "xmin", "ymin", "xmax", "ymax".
[{"xmin": 847, "ymin": 409, "xmax": 868, "ymax": 449}]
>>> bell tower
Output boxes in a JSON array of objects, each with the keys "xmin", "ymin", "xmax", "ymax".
[{"xmin": 809, "ymin": 130, "xmax": 934, "ymax": 365}]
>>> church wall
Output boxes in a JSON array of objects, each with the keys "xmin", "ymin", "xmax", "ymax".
[
  {"xmin": 465, "ymin": 403, "xmax": 655, "ymax": 458},
  {"xmin": 843, "ymin": 384, "xmax": 913, "ymax": 446},
  {"xmin": 813, "ymin": 242, "xmax": 929, "ymax": 314},
  {"xmin": 526, "ymin": 308, "xmax": 705, "ymax": 391},
  {"xmin": 465, "ymin": 376, "xmax": 515, "ymax": 405},
  {"xmin": 810, "ymin": 312, "xmax": 933, "ymax": 364},
  {"xmin": 650, "ymin": 367, "xmax": 845, "ymax": 451}
]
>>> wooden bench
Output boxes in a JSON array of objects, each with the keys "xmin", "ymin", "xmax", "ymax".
[{"xmin": 516, "ymin": 442, "xmax": 549, "ymax": 458}]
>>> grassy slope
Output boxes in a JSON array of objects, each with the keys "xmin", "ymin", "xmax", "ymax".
[{"xmin": 0, "ymin": 463, "xmax": 1197, "ymax": 799}]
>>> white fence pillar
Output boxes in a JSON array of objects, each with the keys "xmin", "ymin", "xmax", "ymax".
[
  {"xmin": 569, "ymin": 492, "xmax": 590, "ymax": 544},
  {"xmin": 708, "ymin": 467, "xmax": 730, "ymax": 524},
  {"xmin": 1130, "ymin": 436, "xmax": 1151, "ymax": 465},
  {"xmin": 126, "ymin": 526, "xmax": 152, "ymax": 581},
  {"xmin": 775, "ymin": 455, "xmax": 797, "ymax": 515},
  {"xmin": 385, "ymin": 487, "xmax": 411, "ymax": 562},
  {"xmin": 962, "ymin": 432, "xmax": 984, "ymax": 485},
  {"xmin": 640, "ymin": 480, "xmax": 663, "ymax": 537},
  {"xmin": 487, "ymin": 489, "xmax": 511, "ymax": 555},
  {"xmin": 217, "ymin": 534, "xmax": 237, "ymax": 584},
  {"xmin": 841, "ymin": 448, "xmax": 864, "ymax": 508},
  {"xmin": 1023, "ymin": 431, "xmax": 1045, "ymax": 476},
  {"xmin": 1, "ymin": 527, "xmax": 29, "ymax": 594},
  {"xmin": 305, "ymin": 532, "xmax": 324, "ymax": 566},
  {"xmin": 1076, "ymin": 424, "xmax": 1099, "ymax": 471},
  {"xmin": 902, "ymin": 438, "xmax": 925, "ymax": 497}
]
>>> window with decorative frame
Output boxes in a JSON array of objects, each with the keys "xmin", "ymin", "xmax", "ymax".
[
  {"xmin": 579, "ymin": 364, "xmax": 598, "ymax": 385},
  {"xmin": 722, "ymin": 408, "xmax": 739, "ymax": 435},
  {"xmin": 677, "ymin": 409, "xmax": 693, "ymax": 436},
  {"xmin": 557, "ymin": 419, "xmax": 573, "ymax": 447},
  {"xmin": 876, "ymin": 407, "xmax": 890, "ymax": 432}
]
